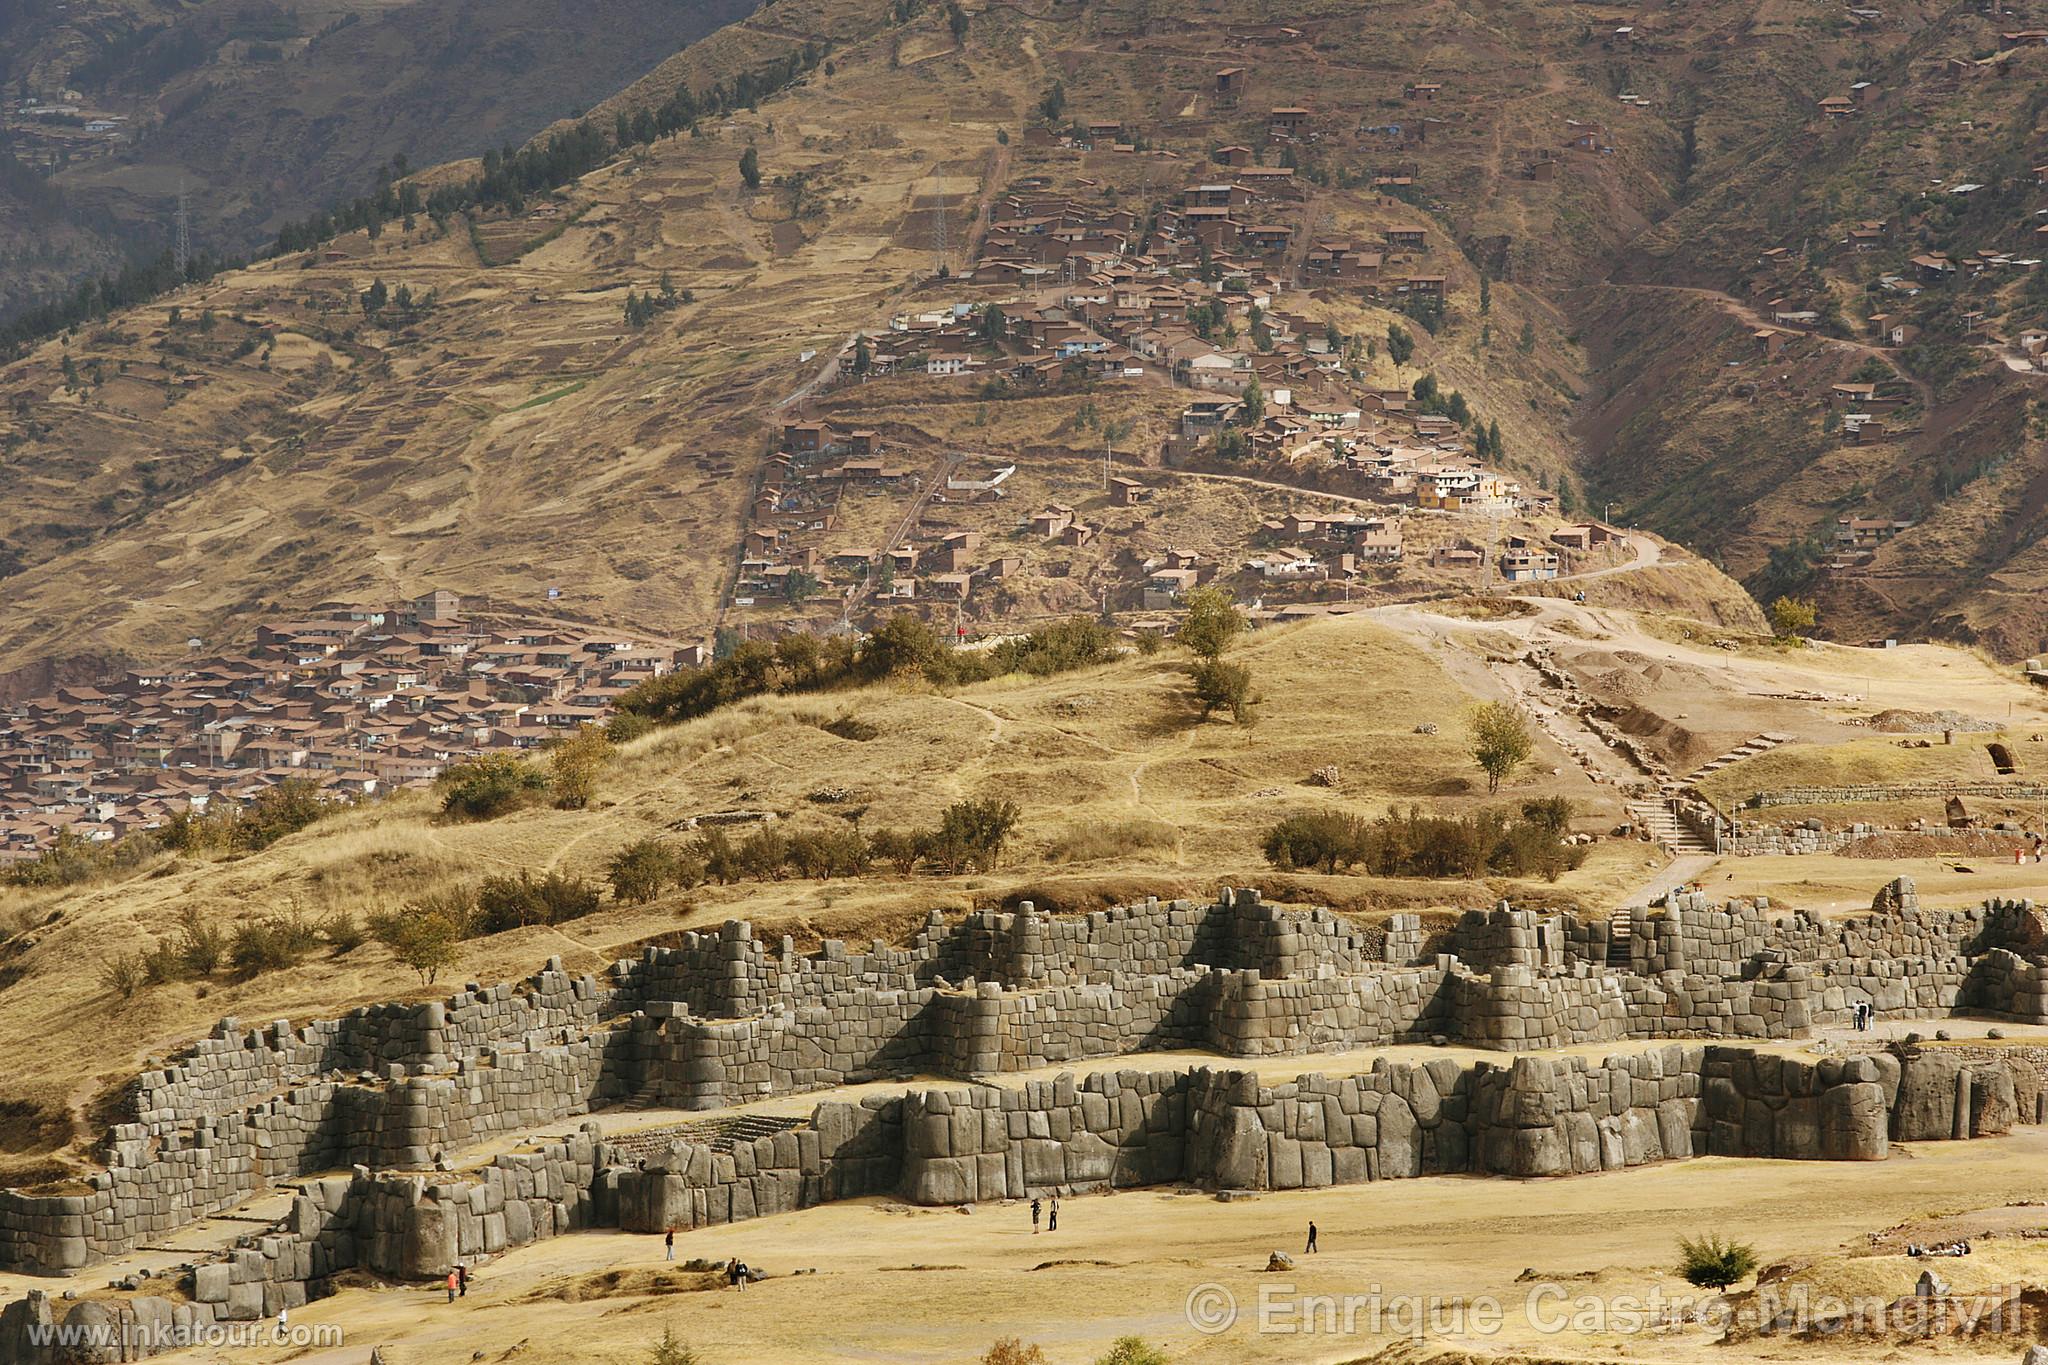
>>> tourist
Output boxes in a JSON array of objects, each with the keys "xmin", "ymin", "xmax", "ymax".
[
  {"xmin": 665, "ymin": 1228, "xmax": 675, "ymax": 1262},
  {"xmin": 446, "ymin": 1269, "xmax": 459, "ymax": 1304},
  {"xmin": 1306, "ymin": 1220, "xmax": 1319, "ymax": 1254},
  {"xmin": 457, "ymin": 1263, "xmax": 469, "ymax": 1298},
  {"xmin": 1047, "ymin": 1196, "xmax": 1059, "ymax": 1233},
  {"xmin": 1031, "ymin": 1197, "xmax": 1041, "ymax": 1233},
  {"xmin": 727, "ymin": 1257, "xmax": 750, "ymax": 1291},
  {"xmin": 275, "ymin": 1307, "xmax": 288, "ymax": 1341}
]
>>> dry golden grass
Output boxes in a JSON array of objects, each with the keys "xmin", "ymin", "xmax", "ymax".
[{"xmin": 0, "ymin": 613, "xmax": 1643, "ymax": 1179}]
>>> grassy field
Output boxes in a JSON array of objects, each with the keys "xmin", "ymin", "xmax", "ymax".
[{"xmin": 0, "ymin": 612, "xmax": 1650, "ymax": 1182}]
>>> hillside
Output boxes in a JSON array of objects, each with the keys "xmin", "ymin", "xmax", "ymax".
[{"xmin": 0, "ymin": 0, "xmax": 764, "ymax": 320}]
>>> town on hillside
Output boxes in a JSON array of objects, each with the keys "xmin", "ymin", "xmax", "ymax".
[{"xmin": 0, "ymin": 591, "xmax": 693, "ymax": 863}]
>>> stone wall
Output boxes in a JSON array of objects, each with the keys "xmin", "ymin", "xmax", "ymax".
[
  {"xmin": 7, "ymin": 882, "xmax": 2048, "ymax": 1278},
  {"xmin": 1, "ymin": 1040, "xmax": 2034, "ymax": 1365}
]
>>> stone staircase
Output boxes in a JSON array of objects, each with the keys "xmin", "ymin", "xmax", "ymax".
[
  {"xmin": 1628, "ymin": 800, "xmax": 1713, "ymax": 855},
  {"xmin": 1606, "ymin": 908, "xmax": 1633, "ymax": 968},
  {"xmin": 604, "ymin": 1113, "xmax": 805, "ymax": 1163}
]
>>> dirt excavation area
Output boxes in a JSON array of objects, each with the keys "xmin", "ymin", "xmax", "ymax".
[{"xmin": 136, "ymin": 1126, "xmax": 2048, "ymax": 1365}]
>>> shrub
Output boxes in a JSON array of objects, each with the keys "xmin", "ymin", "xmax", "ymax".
[
  {"xmin": 1262, "ymin": 810, "xmax": 1370, "ymax": 872},
  {"xmin": 437, "ymin": 754, "xmax": 548, "ymax": 821},
  {"xmin": 608, "ymin": 838, "xmax": 683, "ymax": 903},
  {"xmin": 785, "ymin": 827, "xmax": 869, "ymax": 880},
  {"xmin": 1095, "ymin": 1339, "xmax": 1169, "ymax": 1365},
  {"xmin": 175, "ymin": 907, "xmax": 226, "ymax": 977},
  {"xmin": 649, "ymin": 1327, "xmax": 704, "ymax": 1365},
  {"xmin": 547, "ymin": 724, "xmax": 614, "ymax": 809},
  {"xmin": 1190, "ymin": 658, "xmax": 1255, "ymax": 722},
  {"xmin": 100, "ymin": 954, "xmax": 145, "ymax": 1000},
  {"xmin": 982, "ymin": 1340, "xmax": 1049, "ymax": 1365},
  {"xmin": 735, "ymin": 827, "xmax": 791, "ymax": 880},
  {"xmin": 473, "ymin": 871, "xmax": 601, "ymax": 935},
  {"xmin": 922, "ymin": 796, "xmax": 1021, "ymax": 874},
  {"xmin": 866, "ymin": 827, "xmax": 921, "ymax": 875},
  {"xmin": 236, "ymin": 778, "xmax": 332, "ymax": 849},
  {"xmin": 1677, "ymin": 1232, "xmax": 1758, "ymax": 1290},
  {"xmin": 376, "ymin": 902, "xmax": 465, "ymax": 985},
  {"xmin": 229, "ymin": 908, "xmax": 322, "ymax": 978},
  {"xmin": 605, "ymin": 711, "xmax": 657, "ymax": 744},
  {"xmin": 323, "ymin": 910, "xmax": 367, "ymax": 956}
]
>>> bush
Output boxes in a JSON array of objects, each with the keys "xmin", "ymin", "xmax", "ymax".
[
  {"xmin": 649, "ymin": 1327, "xmax": 704, "ymax": 1365},
  {"xmin": 982, "ymin": 1340, "xmax": 1049, "ymax": 1365},
  {"xmin": 1262, "ymin": 810, "xmax": 1370, "ymax": 872},
  {"xmin": 376, "ymin": 902, "xmax": 465, "ymax": 985},
  {"xmin": 608, "ymin": 838, "xmax": 683, "ymax": 903},
  {"xmin": 922, "ymin": 796, "xmax": 1021, "ymax": 874},
  {"xmin": 867, "ymin": 827, "xmax": 922, "ymax": 874},
  {"xmin": 229, "ymin": 908, "xmax": 322, "ymax": 978},
  {"xmin": 605, "ymin": 711, "xmax": 657, "ymax": 744},
  {"xmin": 1262, "ymin": 805, "xmax": 1586, "ymax": 881},
  {"xmin": 1190, "ymin": 658, "xmax": 1256, "ymax": 722},
  {"xmin": 437, "ymin": 754, "xmax": 548, "ymax": 821},
  {"xmin": 323, "ymin": 910, "xmax": 367, "ymax": 956},
  {"xmin": 1677, "ymin": 1232, "xmax": 1758, "ymax": 1290},
  {"xmin": 1095, "ymin": 1339, "xmax": 1169, "ymax": 1365},
  {"xmin": 473, "ymin": 871, "xmax": 601, "ymax": 934},
  {"xmin": 175, "ymin": 907, "xmax": 226, "ymax": 977},
  {"xmin": 548, "ymin": 724, "xmax": 615, "ymax": 809},
  {"xmin": 100, "ymin": 954, "xmax": 145, "ymax": 1000},
  {"xmin": 785, "ymin": 827, "xmax": 870, "ymax": 879}
]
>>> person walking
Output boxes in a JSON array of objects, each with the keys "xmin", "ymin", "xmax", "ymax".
[
  {"xmin": 275, "ymin": 1308, "xmax": 289, "ymax": 1342},
  {"xmin": 664, "ymin": 1228, "xmax": 675, "ymax": 1262},
  {"xmin": 446, "ymin": 1270, "xmax": 459, "ymax": 1304},
  {"xmin": 1047, "ymin": 1196, "xmax": 1059, "ymax": 1233},
  {"xmin": 1030, "ymin": 1198, "xmax": 1042, "ymax": 1234},
  {"xmin": 457, "ymin": 1263, "xmax": 469, "ymax": 1298},
  {"xmin": 1306, "ymin": 1221, "xmax": 1319, "ymax": 1254}
]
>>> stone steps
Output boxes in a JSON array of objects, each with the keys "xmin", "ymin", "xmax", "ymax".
[
  {"xmin": 606, "ymin": 1113, "xmax": 805, "ymax": 1163},
  {"xmin": 1629, "ymin": 801, "xmax": 1713, "ymax": 855},
  {"xmin": 1679, "ymin": 732, "xmax": 1790, "ymax": 787}
]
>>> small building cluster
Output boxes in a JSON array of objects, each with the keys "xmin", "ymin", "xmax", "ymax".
[{"xmin": 0, "ymin": 592, "xmax": 685, "ymax": 862}]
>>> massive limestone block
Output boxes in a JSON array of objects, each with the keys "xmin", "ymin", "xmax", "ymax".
[
  {"xmin": 1211, "ymin": 1106, "xmax": 1268, "ymax": 1190},
  {"xmin": 1819, "ymin": 1083, "xmax": 1888, "ymax": 1161},
  {"xmin": 1892, "ymin": 1054, "xmax": 1966, "ymax": 1142},
  {"xmin": 1972, "ymin": 1063, "xmax": 2017, "ymax": 1137},
  {"xmin": 399, "ymin": 1200, "xmax": 456, "ymax": 1280}
]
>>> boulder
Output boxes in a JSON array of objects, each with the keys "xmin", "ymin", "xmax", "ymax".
[
  {"xmin": 1915, "ymin": 1269, "xmax": 1948, "ymax": 1298},
  {"xmin": 1266, "ymin": 1251, "xmax": 1295, "ymax": 1272}
]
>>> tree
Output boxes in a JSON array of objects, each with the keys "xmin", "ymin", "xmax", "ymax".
[
  {"xmin": 649, "ymin": 1327, "xmax": 705, "ymax": 1365},
  {"xmin": 1479, "ymin": 270, "xmax": 1492, "ymax": 316},
  {"xmin": 1177, "ymin": 586, "xmax": 1244, "ymax": 659},
  {"xmin": 1386, "ymin": 321, "xmax": 1414, "ymax": 365},
  {"xmin": 1769, "ymin": 595, "xmax": 1818, "ymax": 639},
  {"xmin": 852, "ymin": 333, "xmax": 872, "ymax": 374},
  {"xmin": 739, "ymin": 145, "xmax": 762, "ymax": 189},
  {"xmin": 947, "ymin": 1, "xmax": 968, "ymax": 41},
  {"xmin": 1468, "ymin": 701, "xmax": 1534, "ymax": 794},
  {"xmin": 1517, "ymin": 319, "xmax": 1537, "ymax": 355},
  {"xmin": 361, "ymin": 278, "xmax": 388, "ymax": 315},
  {"xmin": 377, "ymin": 903, "xmax": 464, "ymax": 985},
  {"xmin": 1263, "ymin": 809, "xmax": 1370, "ymax": 872},
  {"xmin": 1038, "ymin": 80, "xmax": 1065, "ymax": 122},
  {"xmin": 924, "ymin": 796, "xmax": 1021, "ymax": 873},
  {"xmin": 1676, "ymin": 1232, "xmax": 1759, "ymax": 1291},
  {"xmin": 982, "ymin": 1340, "xmax": 1049, "ymax": 1365},
  {"xmin": 1239, "ymin": 378, "xmax": 1264, "ymax": 426},
  {"xmin": 548, "ymin": 724, "xmax": 614, "ymax": 809}
]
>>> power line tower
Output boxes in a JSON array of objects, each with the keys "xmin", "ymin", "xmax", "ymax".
[{"xmin": 173, "ymin": 182, "xmax": 191, "ymax": 278}]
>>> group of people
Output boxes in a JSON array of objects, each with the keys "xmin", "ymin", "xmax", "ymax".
[
  {"xmin": 1849, "ymin": 1001, "xmax": 1877, "ymax": 1032},
  {"xmin": 1907, "ymin": 1240, "xmax": 1973, "ymax": 1258},
  {"xmin": 443, "ymin": 1264, "xmax": 470, "ymax": 1302},
  {"xmin": 1028, "ymin": 1196, "xmax": 1061, "ymax": 1233},
  {"xmin": 662, "ymin": 1228, "xmax": 750, "ymax": 1289}
]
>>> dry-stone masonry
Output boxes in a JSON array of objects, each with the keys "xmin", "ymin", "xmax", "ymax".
[{"xmin": 4, "ymin": 878, "xmax": 2047, "ymax": 1344}]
